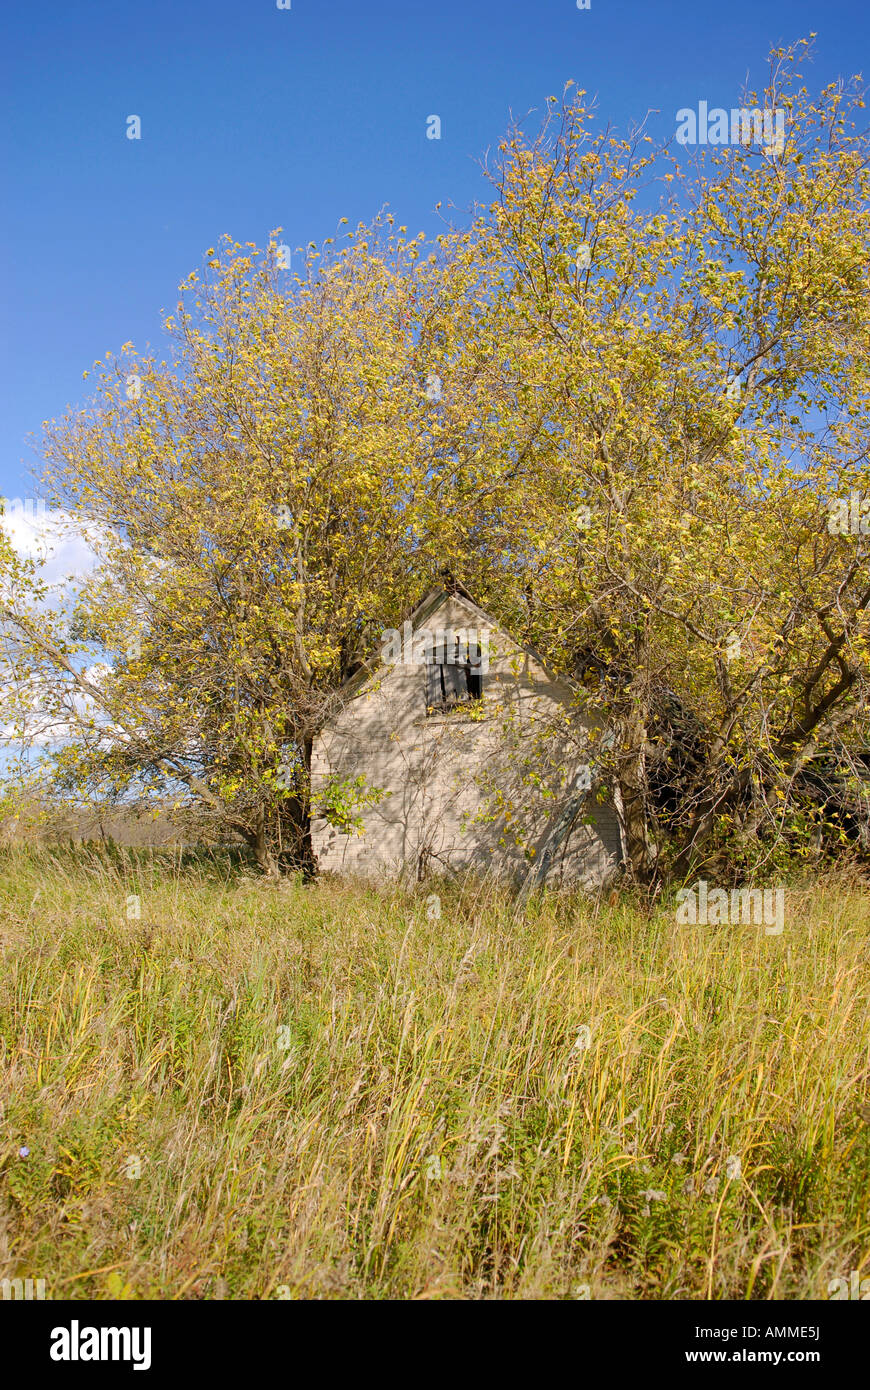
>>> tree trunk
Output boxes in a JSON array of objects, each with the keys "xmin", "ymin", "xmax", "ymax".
[
  {"xmin": 617, "ymin": 705, "xmax": 655, "ymax": 885},
  {"xmin": 272, "ymin": 737, "xmax": 317, "ymax": 877},
  {"xmin": 248, "ymin": 804, "xmax": 280, "ymax": 878}
]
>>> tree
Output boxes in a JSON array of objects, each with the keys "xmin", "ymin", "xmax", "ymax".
[
  {"xmin": 4, "ymin": 219, "xmax": 519, "ymax": 873},
  {"xmin": 455, "ymin": 40, "xmax": 870, "ymax": 882}
]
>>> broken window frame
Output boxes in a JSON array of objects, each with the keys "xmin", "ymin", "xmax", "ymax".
[{"xmin": 424, "ymin": 634, "xmax": 484, "ymax": 715}]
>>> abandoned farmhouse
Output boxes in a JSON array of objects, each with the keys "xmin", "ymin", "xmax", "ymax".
[{"xmin": 311, "ymin": 585, "xmax": 624, "ymax": 889}]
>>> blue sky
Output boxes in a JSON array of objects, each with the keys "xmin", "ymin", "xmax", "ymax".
[{"xmin": 0, "ymin": 0, "xmax": 866, "ymax": 504}]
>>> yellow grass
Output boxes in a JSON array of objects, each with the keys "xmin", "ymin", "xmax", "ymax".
[{"xmin": 0, "ymin": 845, "xmax": 867, "ymax": 1299}]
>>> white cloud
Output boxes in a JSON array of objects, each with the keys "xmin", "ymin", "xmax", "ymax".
[
  {"xmin": 0, "ymin": 504, "xmax": 110, "ymax": 755},
  {"xmin": 1, "ymin": 503, "xmax": 103, "ymax": 593}
]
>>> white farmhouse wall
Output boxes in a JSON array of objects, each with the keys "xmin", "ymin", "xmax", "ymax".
[{"xmin": 311, "ymin": 594, "xmax": 622, "ymax": 888}]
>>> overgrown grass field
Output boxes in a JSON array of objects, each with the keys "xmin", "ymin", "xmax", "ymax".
[{"xmin": 1, "ymin": 847, "xmax": 867, "ymax": 1299}]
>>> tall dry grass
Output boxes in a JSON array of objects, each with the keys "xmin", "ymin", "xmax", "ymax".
[{"xmin": 0, "ymin": 845, "xmax": 867, "ymax": 1299}]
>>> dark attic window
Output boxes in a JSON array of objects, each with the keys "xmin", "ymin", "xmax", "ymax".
[{"xmin": 425, "ymin": 635, "xmax": 484, "ymax": 715}]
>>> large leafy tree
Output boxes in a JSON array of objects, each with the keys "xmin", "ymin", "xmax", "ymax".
[
  {"xmin": 448, "ymin": 41, "xmax": 870, "ymax": 881},
  {"xmin": 6, "ymin": 221, "xmax": 518, "ymax": 873}
]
